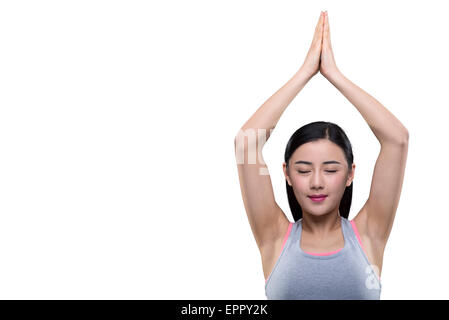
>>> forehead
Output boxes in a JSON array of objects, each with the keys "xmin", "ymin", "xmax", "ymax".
[{"xmin": 290, "ymin": 139, "xmax": 345, "ymax": 164}]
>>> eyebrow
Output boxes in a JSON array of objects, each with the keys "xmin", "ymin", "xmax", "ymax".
[{"xmin": 294, "ymin": 160, "xmax": 342, "ymax": 165}]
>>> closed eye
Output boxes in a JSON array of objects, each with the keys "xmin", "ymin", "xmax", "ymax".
[{"xmin": 298, "ymin": 170, "xmax": 337, "ymax": 173}]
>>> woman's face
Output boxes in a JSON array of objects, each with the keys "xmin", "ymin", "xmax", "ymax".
[{"xmin": 282, "ymin": 139, "xmax": 355, "ymax": 217}]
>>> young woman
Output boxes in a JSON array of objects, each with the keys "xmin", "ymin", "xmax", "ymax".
[{"xmin": 234, "ymin": 11, "xmax": 409, "ymax": 300}]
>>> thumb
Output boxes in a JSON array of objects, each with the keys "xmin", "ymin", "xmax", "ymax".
[{"xmin": 313, "ymin": 12, "xmax": 324, "ymax": 45}]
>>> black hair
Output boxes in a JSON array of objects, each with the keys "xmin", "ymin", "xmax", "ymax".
[{"xmin": 284, "ymin": 121, "xmax": 354, "ymax": 222}]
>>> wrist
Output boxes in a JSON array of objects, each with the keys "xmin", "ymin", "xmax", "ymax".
[
  {"xmin": 324, "ymin": 68, "xmax": 343, "ymax": 82},
  {"xmin": 297, "ymin": 66, "xmax": 315, "ymax": 81}
]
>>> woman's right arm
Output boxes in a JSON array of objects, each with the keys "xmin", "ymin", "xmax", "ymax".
[
  {"xmin": 234, "ymin": 11, "xmax": 325, "ymax": 253},
  {"xmin": 233, "ymin": 67, "xmax": 312, "ymax": 251}
]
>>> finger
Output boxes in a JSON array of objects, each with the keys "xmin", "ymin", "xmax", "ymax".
[
  {"xmin": 319, "ymin": 12, "xmax": 325, "ymax": 41},
  {"xmin": 324, "ymin": 12, "xmax": 331, "ymax": 45},
  {"xmin": 319, "ymin": 12, "xmax": 324, "ymax": 39},
  {"xmin": 316, "ymin": 12, "xmax": 324, "ymax": 33},
  {"xmin": 313, "ymin": 12, "xmax": 324, "ymax": 43}
]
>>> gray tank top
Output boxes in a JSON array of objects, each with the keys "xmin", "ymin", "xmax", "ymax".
[{"xmin": 265, "ymin": 216, "xmax": 382, "ymax": 299}]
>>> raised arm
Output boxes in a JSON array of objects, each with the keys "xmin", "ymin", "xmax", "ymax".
[
  {"xmin": 234, "ymin": 68, "xmax": 310, "ymax": 251},
  {"xmin": 234, "ymin": 12, "xmax": 326, "ymax": 251},
  {"xmin": 320, "ymin": 11, "xmax": 409, "ymax": 250}
]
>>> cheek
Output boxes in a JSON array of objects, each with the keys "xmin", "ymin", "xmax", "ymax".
[
  {"xmin": 290, "ymin": 177, "xmax": 306, "ymax": 189},
  {"xmin": 329, "ymin": 174, "xmax": 345, "ymax": 186},
  {"xmin": 328, "ymin": 176, "xmax": 348, "ymax": 191},
  {"xmin": 290, "ymin": 178, "xmax": 316, "ymax": 197}
]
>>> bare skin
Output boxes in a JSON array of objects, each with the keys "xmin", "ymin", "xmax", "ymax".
[{"xmin": 234, "ymin": 11, "xmax": 409, "ymax": 283}]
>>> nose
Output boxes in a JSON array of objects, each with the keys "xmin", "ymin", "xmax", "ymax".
[{"xmin": 310, "ymin": 170, "xmax": 325, "ymax": 190}]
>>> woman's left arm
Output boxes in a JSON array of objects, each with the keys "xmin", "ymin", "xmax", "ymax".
[
  {"xmin": 328, "ymin": 69, "xmax": 409, "ymax": 248},
  {"xmin": 320, "ymin": 11, "xmax": 409, "ymax": 144},
  {"xmin": 326, "ymin": 71, "xmax": 409, "ymax": 145},
  {"xmin": 320, "ymin": 11, "xmax": 409, "ymax": 248}
]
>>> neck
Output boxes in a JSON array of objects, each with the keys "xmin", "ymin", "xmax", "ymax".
[{"xmin": 302, "ymin": 211, "xmax": 341, "ymax": 237}]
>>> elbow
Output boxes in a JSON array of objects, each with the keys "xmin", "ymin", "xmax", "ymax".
[
  {"xmin": 234, "ymin": 128, "xmax": 249, "ymax": 150},
  {"xmin": 380, "ymin": 128, "xmax": 409, "ymax": 147},
  {"xmin": 401, "ymin": 128, "xmax": 409, "ymax": 145},
  {"xmin": 395, "ymin": 124, "xmax": 409, "ymax": 145},
  {"xmin": 395, "ymin": 130, "xmax": 409, "ymax": 146},
  {"xmin": 234, "ymin": 135, "xmax": 241, "ymax": 149},
  {"xmin": 234, "ymin": 138, "xmax": 240, "ymax": 150},
  {"xmin": 394, "ymin": 129, "xmax": 409, "ymax": 146}
]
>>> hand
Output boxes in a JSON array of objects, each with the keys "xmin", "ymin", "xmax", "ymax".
[
  {"xmin": 319, "ymin": 11, "xmax": 340, "ymax": 79},
  {"xmin": 300, "ymin": 11, "xmax": 325, "ymax": 79}
]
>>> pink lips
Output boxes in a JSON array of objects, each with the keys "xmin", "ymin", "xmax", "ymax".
[{"xmin": 308, "ymin": 195, "xmax": 327, "ymax": 202}]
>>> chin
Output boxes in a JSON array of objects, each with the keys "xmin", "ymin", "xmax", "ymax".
[
  {"xmin": 309, "ymin": 210, "xmax": 329, "ymax": 216},
  {"xmin": 305, "ymin": 205, "xmax": 332, "ymax": 216}
]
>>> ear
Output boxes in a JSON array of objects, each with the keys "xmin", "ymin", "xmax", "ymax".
[
  {"xmin": 283, "ymin": 162, "xmax": 293, "ymax": 187},
  {"xmin": 346, "ymin": 163, "xmax": 356, "ymax": 187}
]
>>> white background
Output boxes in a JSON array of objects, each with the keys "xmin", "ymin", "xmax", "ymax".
[{"xmin": 0, "ymin": 1, "xmax": 447, "ymax": 299}]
